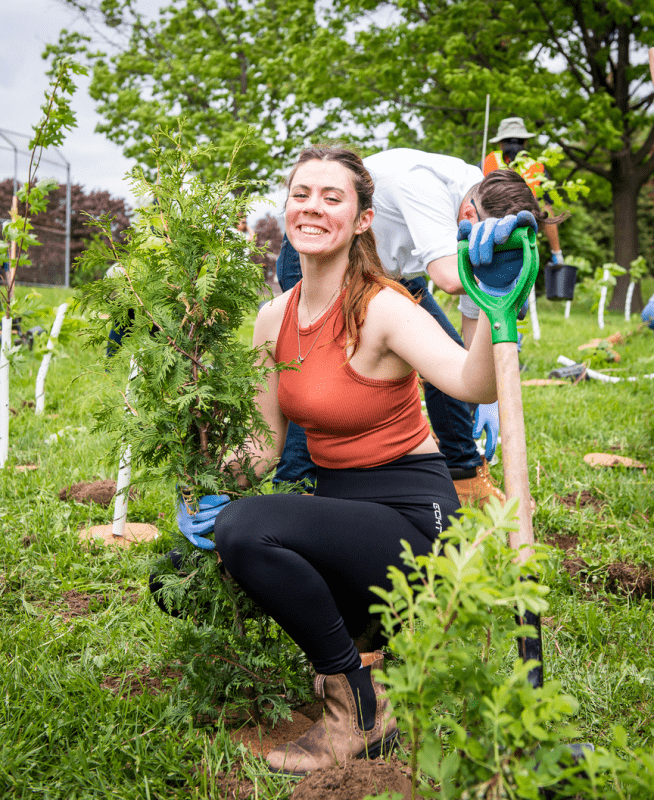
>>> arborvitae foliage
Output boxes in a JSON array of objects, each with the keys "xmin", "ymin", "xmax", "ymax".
[
  {"xmin": 77, "ymin": 129, "xmax": 285, "ymax": 497},
  {"xmin": 76, "ymin": 129, "xmax": 311, "ymax": 723}
]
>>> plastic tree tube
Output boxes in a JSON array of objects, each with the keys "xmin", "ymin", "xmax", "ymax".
[{"xmin": 35, "ymin": 303, "xmax": 68, "ymax": 414}]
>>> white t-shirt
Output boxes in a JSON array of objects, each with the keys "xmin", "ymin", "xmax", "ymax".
[{"xmin": 363, "ymin": 149, "xmax": 482, "ymax": 280}]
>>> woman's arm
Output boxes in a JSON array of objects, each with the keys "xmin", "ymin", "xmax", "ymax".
[{"xmin": 374, "ymin": 288, "xmax": 497, "ymax": 404}]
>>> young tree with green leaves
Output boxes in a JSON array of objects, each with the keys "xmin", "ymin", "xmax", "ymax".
[
  {"xmin": 76, "ymin": 129, "xmax": 310, "ymax": 721},
  {"xmin": 48, "ymin": 0, "xmax": 344, "ymax": 185},
  {"xmin": 0, "ymin": 57, "xmax": 86, "ymax": 466}
]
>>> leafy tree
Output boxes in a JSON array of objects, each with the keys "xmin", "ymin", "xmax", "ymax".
[
  {"xmin": 48, "ymin": 0, "xmax": 342, "ymax": 184},
  {"xmin": 0, "ymin": 179, "xmax": 131, "ymax": 285},
  {"xmin": 52, "ymin": 0, "xmax": 654, "ymax": 310},
  {"xmin": 311, "ymin": 0, "xmax": 654, "ymax": 311}
]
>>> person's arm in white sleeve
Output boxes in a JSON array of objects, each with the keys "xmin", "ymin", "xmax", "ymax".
[{"xmin": 394, "ymin": 167, "xmax": 469, "ymax": 294}]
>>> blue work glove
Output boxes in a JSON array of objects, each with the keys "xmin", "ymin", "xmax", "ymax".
[
  {"xmin": 465, "ymin": 211, "xmax": 538, "ymax": 267},
  {"xmin": 473, "ymin": 401, "xmax": 500, "ymax": 461},
  {"xmin": 642, "ymin": 294, "xmax": 654, "ymax": 331},
  {"xmin": 551, "ymin": 250, "xmax": 565, "ymax": 265},
  {"xmin": 177, "ymin": 492, "xmax": 230, "ymax": 550}
]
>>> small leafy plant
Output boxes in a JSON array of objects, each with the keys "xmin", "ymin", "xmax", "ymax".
[{"xmin": 370, "ymin": 499, "xmax": 583, "ymax": 799}]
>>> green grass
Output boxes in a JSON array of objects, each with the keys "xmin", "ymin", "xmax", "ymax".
[{"xmin": 1, "ymin": 283, "xmax": 653, "ymax": 797}]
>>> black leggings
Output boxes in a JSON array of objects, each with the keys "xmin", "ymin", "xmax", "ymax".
[{"xmin": 214, "ymin": 453, "xmax": 460, "ymax": 675}]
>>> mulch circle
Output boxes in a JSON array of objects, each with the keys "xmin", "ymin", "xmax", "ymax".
[
  {"xmin": 290, "ymin": 758, "xmax": 418, "ymax": 800},
  {"xmin": 59, "ymin": 479, "xmax": 134, "ymax": 506},
  {"xmin": 79, "ymin": 522, "xmax": 160, "ymax": 547},
  {"xmin": 583, "ymin": 453, "xmax": 647, "ymax": 472}
]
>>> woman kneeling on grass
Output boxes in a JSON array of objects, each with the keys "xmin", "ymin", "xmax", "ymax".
[{"xmin": 160, "ymin": 145, "xmax": 508, "ymax": 775}]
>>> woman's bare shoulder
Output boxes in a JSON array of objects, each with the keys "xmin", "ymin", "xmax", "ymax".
[
  {"xmin": 254, "ymin": 288, "xmax": 294, "ymax": 347},
  {"xmin": 366, "ymin": 284, "xmax": 419, "ymax": 322}
]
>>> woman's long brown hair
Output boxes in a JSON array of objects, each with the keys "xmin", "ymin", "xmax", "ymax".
[{"xmin": 286, "ymin": 145, "xmax": 417, "ymax": 362}]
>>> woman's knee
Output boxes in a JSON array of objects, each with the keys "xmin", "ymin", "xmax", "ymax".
[{"xmin": 213, "ymin": 495, "xmax": 269, "ymax": 562}]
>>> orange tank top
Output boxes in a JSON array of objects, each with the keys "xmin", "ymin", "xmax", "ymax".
[{"xmin": 275, "ymin": 281, "xmax": 430, "ymax": 469}]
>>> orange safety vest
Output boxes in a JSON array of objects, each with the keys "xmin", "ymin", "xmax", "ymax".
[{"xmin": 483, "ymin": 150, "xmax": 545, "ymax": 197}]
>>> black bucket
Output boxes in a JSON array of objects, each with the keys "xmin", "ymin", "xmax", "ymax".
[{"xmin": 544, "ymin": 262, "xmax": 577, "ymax": 301}]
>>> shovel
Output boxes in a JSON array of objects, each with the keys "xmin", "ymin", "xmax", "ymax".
[{"xmin": 458, "ymin": 226, "xmax": 543, "ymax": 687}]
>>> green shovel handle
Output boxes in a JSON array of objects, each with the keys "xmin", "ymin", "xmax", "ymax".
[{"xmin": 457, "ymin": 227, "xmax": 539, "ymax": 344}]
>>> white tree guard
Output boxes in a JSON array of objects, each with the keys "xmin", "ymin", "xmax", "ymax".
[
  {"xmin": 528, "ymin": 287, "xmax": 540, "ymax": 341},
  {"xmin": 112, "ymin": 358, "xmax": 140, "ymax": 537},
  {"xmin": 625, "ymin": 281, "xmax": 635, "ymax": 321},
  {"xmin": 35, "ymin": 303, "xmax": 68, "ymax": 415},
  {"xmin": 598, "ymin": 268, "xmax": 609, "ymax": 329},
  {"xmin": 564, "ymin": 300, "xmax": 572, "ymax": 320},
  {"xmin": 0, "ymin": 316, "xmax": 11, "ymax": 467}
]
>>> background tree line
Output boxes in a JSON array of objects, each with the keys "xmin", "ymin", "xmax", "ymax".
[
  {"xmin": 0, "ymin": 178, "xmax": 131, "ymax": 285},
  {"xmin": 50, "ymin": 0, "xmax": 654, "ymax": 309}
]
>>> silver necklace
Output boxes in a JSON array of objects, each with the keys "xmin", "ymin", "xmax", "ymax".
[
  {"xmin": 296, "ymin": 286, "xmax": 340, "ymax": 363},
  {"xmin": 303, "ymin": 285, "xmax": 339, "ymax": 325}
]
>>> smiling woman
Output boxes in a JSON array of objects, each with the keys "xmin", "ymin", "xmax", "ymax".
[{"xmin": 153, "ymin": 144, "xmax": 499, "ymax": 777}]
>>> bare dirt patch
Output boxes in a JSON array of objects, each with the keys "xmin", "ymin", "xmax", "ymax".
[
  {"xmin": 52, "ymin": 588, "xmax": 140, "ymax": 620},
  {"xmin": 557, "ymin": 558, "xmax": 654, "ymax": 599},
  {"xmin": 556, "ymin": 490, "xmax": 604, "ymax": 512},
  {"xmin": 59, "ymin": 479, "xmax": 131, "ymax": 506},
  {"xmin": 544, "ymin": 532, "xmax": 579, "ymax": 555},
  {"xmin": 605, "ymin": 562, "xmax": 654, "ymax": 598},
  {"xmin": 290, "ymin": 757, "xmax": 418, "ymax": 800},
  {"xmin": 101, "ymin": 665, "xmax": 183, "ymax": 698}
]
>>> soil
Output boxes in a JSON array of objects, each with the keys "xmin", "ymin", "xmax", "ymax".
[
  {"xmin": 54, "ymin": 588, "xmax": 140, "ymax": 621},
  {"xmin": 556, "ymin": 490, "xmax": 604, "ymax": 512},
  {"xmin": 290, "ymin": 758, "xmax": 418, "ymax": 800},
  {"xmin": 101, "ymin": 665, "xmax": 183, "ymax": 698},
  {"xmin": 544, "ymin": 532, "xmax": 579, "ymax": 555},
  {"xmin": 59, "ymin": 479, "xmax": 136, "ymax": 506},
  {"xmin": 544, "ymin": 530, "xmax": 654, "ymax": 599}
]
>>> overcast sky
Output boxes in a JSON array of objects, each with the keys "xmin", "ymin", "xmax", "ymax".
[
  {"xmin": 0, "ymin": 1, "xmax": 155, "ymax": 208},
  {"xmin": 0, "ymin": 0, "xmax": 289, "ymax": 222}
]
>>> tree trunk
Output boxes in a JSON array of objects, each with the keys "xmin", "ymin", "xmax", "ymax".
[{"xmin": 608, "ymin": 158, "xmax": 643, "ymax": 312}]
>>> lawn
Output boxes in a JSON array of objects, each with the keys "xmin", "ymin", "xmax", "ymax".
[{"xmin": 1, "ymin": 281, "xmax": 653, "ymax": 798}]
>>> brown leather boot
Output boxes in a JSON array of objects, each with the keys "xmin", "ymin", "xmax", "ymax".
[
  {"xmin": 266, "ymin": 651, "xmax": 398, "ymax": 775},
  {"xmin": 453, "ymin": 457, "xmax": 506, "ymax": 508}
]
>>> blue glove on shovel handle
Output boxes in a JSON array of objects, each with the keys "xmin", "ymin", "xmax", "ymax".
[
  {"xmin": 462, "ymin": 211, "xmax": 538, "ymax": 268},
  {"xmin": 457, "ymin": 220, "xmax": 539, "ymax": 345},
  {"xmin": 473, "ymin": 401, "xmax": 500, "ymax": 461},
  {"xmin": 177, "ymin": 489, "xmax": 230, "ymax": 550}
]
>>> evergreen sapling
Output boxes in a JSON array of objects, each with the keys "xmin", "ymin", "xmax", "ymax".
[{"xmin": 76, "ymin": 129, "xmax": 311, "ymax": 723}]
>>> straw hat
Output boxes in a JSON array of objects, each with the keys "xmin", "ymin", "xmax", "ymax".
[{"xmin": 490, "ymin": 117, "xmax": 537, "ymax": 143}]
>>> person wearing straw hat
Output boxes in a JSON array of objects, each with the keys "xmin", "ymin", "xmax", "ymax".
[{"xmin": 484, "ymin": 117, "xmax": 564, "ymax": 266}]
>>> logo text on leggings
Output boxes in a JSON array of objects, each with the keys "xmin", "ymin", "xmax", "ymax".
[{"xmin": 432, "ymin": 502, "xmax": 442, "ymax": 535}]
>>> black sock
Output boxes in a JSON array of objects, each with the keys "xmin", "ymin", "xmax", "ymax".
[
  {"xmin": 448, "ymin": 466, "xmax": 478, "ymax": 480},
  {"xmin": 344, "ymin": 665, "xmax": 377, "ymax": 731}
]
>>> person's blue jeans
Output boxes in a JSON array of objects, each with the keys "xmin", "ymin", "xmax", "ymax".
[{"xmin": 273, "ymin": 235, "xmax": 481, "ymax": 488}]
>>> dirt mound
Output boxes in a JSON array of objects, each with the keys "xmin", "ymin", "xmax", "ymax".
[
  {"xmin": 557, "ymin": 490, "xmax": 603, "ymax": 512},
  {"xmin": 545, "ymin": 533, "xmax": 579, "ymax": 554},
  {"xmin": 560, "ymin": 558, "xmax": 654, "ymax": 599},
  {"xmin": 605, "ymin": 562, "xmax": 654, "ymax": 598},
  {"xmin": 59, "ymin": 479, "xmax": 128, "ymax": 506},
  {"xmin": 101, "ymin": 665, "xmax": 183, "ymax": 698},
  {"xmin": 290, "ymin": 759, "xmax": 416, "ymax": 800}
]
